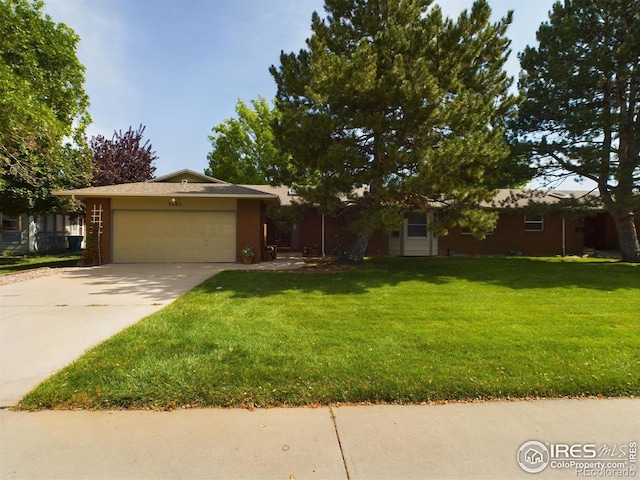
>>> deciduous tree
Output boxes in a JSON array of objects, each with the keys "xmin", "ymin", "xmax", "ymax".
[
  {"xmin": 516, "ymin": 0, "xmax": 640, "ymax": 262},
  {"xmin": 206, "ymin": 97, "xmax": 292, "ymax": 185},
  {"xmin": 90, "ymin": 125, "xmax": 157, "ymax": 186},
  {"xmin": 270, "ymin": 0, "xmax": 519, "ymax": 262},
  {"xmin": 0, "ymin": 0, "xmax": 91, "ymax": 214}
]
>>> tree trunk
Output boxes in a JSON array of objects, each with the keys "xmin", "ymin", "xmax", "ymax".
[
  {"xmin": 343, "ymin": 231, "xmax": 373, "ymax": 263},
  {"xmin": 612, "ymin": 210, "xmax": 640, "ymax": 263}
]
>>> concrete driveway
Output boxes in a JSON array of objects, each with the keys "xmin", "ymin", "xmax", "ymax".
[{"xmin": 0, "ymin": 263, "xmax": 232, "ymax": 407}]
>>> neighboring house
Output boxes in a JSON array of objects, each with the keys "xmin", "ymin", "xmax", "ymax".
[
  {"xmin": 53, "ymin": 170, "xmax": 633, "ymax": 264},
  {"xmin": 0, "ymin": 212, "xmax": 85, "ymax": 255}
]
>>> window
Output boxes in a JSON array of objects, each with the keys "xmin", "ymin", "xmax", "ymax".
[
  {"xmin": 524, "ymin": 215, "xmax": 544, "ymax": 232},
  {"xmin": 407, "ymin": 212, "xmax": 427, "ymax": 237},
  {"xmin": 36, "ymin": 214, "xmax": 67, "ymax": 243},
  {"xmin": 1, "ymin": 214, "xmax": 21, "ymax": 243},
  {"xmin": 461, "ymin": 227, "xmax": 495, "ymax": 236}
]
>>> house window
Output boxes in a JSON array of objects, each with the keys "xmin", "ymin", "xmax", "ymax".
[
  {"xmin": 461, "ymin": 227, "xmax": 495, "ymax": 236},
  {"xmin": 1, "ymin": 214, "xmax": 21, "ymax": 243},
  {"xmin": 407, "ymin": 212, "xmax": 427, "ymax": 237},
  {"xmin": 524, "ymin": 215, "xmax": 544, "ymax": 232},
  {"xmin": 36, "ymin": 214, "xmax": 67, "ymax": 243}
]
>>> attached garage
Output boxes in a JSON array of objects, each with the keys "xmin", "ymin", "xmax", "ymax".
[
  {"xmin": 54, "ymin": 169, "xmax": 279, "ymax": 265},
  {"xmin": 112, "ymin": 210, "xmax": 236, "ymax": 263}
]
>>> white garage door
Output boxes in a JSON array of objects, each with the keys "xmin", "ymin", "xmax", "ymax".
[{"xmin": 113, "ymin": 210, "xmax": 236, "ymax": 263}]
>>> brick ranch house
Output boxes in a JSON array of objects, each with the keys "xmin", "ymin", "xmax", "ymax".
[
  {"xmin": 54, "ymin": 169, "xmax": 634, "ymax": 263},
  {"xmin": 256, "ymin": 186, "xmax": 633, "ymax": 258}
]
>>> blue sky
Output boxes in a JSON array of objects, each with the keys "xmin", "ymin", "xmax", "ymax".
[{"xmin": 44, "ymin": 0, "xmax": 562, "ymax": 183}]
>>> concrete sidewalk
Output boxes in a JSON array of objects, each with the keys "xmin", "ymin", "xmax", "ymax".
[
  {"xmin": 1, "ymin": 398, "xmax": 638, "ymax": 479},
  {"xmin": 0, "ymin": 259, "xmax": 304, "ymax": 407}
]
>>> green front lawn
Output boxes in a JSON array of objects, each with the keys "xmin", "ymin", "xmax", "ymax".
[
  {"xmin": 20, "ymin": 257, "xmax": 640, "ymax": 410},
  {"xmin": 0, "ymin": 254, "xmax": 82, "ymax": 275}
]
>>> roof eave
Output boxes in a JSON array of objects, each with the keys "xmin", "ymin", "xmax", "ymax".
[{"xmin": 53, "ymin": 191, "xmax": 279, "ymax": 201}]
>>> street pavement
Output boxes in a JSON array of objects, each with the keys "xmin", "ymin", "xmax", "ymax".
[{"xmin": 1, "ymin": 259, "xmax": 638, "ymax": 479}]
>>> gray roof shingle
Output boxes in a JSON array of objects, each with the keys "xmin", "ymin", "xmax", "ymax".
[{"xmin": 55, "ymin": 182, "xmax": 279, "ymax": 200}]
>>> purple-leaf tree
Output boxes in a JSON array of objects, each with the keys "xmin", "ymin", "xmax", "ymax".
[{"xmin": 90, "ymin": 124, "xmax": 157, "ymax": 186}]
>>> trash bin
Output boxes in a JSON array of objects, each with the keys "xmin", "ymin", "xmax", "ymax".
[{"xmin": 67, "ymin": 235, "xmax": 83, "ymax": 252}]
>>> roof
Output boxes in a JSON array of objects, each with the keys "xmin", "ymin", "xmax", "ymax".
[
  {"xmin": 53, "ymin": 167, "xmax": 601, "ymax": 210},
  {"xmin": 486, "ymin": 189, "xmax": 600, "ymax": 209},
  {"xmin": 241, "ymin": 185, "xmax": 299, "ymax": 205},
  {"xmin": 151, "ymin": 169, "xmax": 227, "ymax": 184},
  {"xmin": 244, "ymin": 186, "xmax": 601, "ymax": 210},
  {"xmin": 53, "ymin": 170, "xmax": 279, "ymax": 202},
  {"xmin": 54, "ymin": 182, "xmax": 279, "ymax": 200}
]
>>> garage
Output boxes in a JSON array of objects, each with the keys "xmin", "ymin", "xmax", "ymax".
[
  {"xmin": 54, "ymin": 169, "xmax": 278, "ymax": 265},
  {"xmin": 112, "ymin": 210, "xmax": 236, "ymax": 263}
]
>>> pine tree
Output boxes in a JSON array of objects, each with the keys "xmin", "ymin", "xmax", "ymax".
[
  {"xmin": 270, "ymin": 0, "xmax": 519, "ymax": 262},
  {"xmin": 517, "ymin": 0, "xmax": 640, "ymax": 262}
]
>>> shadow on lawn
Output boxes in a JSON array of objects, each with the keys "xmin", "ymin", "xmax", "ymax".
[{"xmin": 201, "ymin": 257, "xmax": 639, "ymax": 298}]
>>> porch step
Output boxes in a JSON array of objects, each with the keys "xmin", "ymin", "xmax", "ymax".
[{"xmin": 277, "ymin": 251, "xmax": 303, "ymax": 259}]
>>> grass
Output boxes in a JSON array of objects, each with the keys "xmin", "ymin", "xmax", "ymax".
[
  {"xmin": 0, "ymin": 253, "xmax": 82, "ymax": 274},
  {"xmin": 19, "ymin": 256, "xmax": 640, "ymax": 410}
]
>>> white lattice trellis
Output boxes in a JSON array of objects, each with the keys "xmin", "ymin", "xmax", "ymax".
[{"xmin": 90, "ymin": 204, "xmax": 103, "ymax": 234}]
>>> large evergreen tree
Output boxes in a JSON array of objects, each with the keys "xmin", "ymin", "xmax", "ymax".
[
  {"xmin": 516, "ymin": 0, "xmax": 640, "ymax": 262},
  {"xmin": 0, "ymin": 0, "xmax": 91, "ymax": 214},
  {"xmin": 270, "ymin": 0, "xmax": 519, "ymax": 262}
]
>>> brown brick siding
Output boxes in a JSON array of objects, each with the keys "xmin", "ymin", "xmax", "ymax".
[
  {"xmin": 295, "ymin": 209, "xmax": 388, "ymax": 256},
  {"xmin": 368, "ymin": 229, "xmax": 390, "ymax": 256},
  {"xmin": 236, "ymin": 199, "xmax": 263, "ymax": 263},
  {"xmin": 439, "ymin": 212, "xmax": 586, "ymax": 256},
  {"xmin": 298, "ymin": 210, "xmax": 343, "ymax": 253}
]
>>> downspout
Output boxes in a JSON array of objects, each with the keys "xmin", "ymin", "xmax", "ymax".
[
  {"xmin": 321, "ymin": 213, "xmax": 325, "ymax": 257},
  {"xmin": 28, "ymin": 215, "xmax": 36, "ymax": 253},
  {"xmin": 428, "ymin": 212, "xmax": 433, "ymax": 256},
  {"xmin": 562, "ymin": 217, "xmax": 566, "ymax": 257}
]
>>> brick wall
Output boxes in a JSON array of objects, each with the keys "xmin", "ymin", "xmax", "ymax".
[
  {"xmin": 367, "ymin": 229, "xmax": 390, "ymax": 256},
  {"xmin": 298, "ymin": 210, "xmax": 343, "ymax": 253},
  {"xmin": 296, "ymin": 208, "xmax": 388, "ymax": 256},
  {"xmin": 439, "ymin": 211, "xmax": 585, "ymax": 256},
  {"xmin": 236, "ymin": 199, "xmax": 263, "ymax": 263},
  {"xmin": 84, "ymin": 198, "xmax": 111, "ymax": 265}
]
